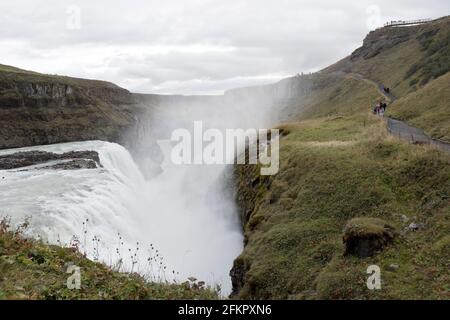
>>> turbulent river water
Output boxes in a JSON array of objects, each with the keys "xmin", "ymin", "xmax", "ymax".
[{"xmin": 0, "ymin": 140, "xmax": 243, "ymax": 295}]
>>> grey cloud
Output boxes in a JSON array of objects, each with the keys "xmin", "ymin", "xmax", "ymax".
[{"xmin": 0, "ymin": 0, "xmax": 448, "ymax": 94}]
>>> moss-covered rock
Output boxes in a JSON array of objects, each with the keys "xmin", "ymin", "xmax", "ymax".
[{"xmin": 343, "ymin": 218, "xmax": 396, "ymax": 257}]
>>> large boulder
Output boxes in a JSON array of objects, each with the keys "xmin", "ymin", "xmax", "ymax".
[{"xmin": 343, "ymin": 218, "xmax": 396, "ymax": 257}]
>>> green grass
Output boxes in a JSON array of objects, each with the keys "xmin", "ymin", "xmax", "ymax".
[
  {"xmin": 0, "ymin": 64, "xmax": 37, "ymax": 73},
  {"xmin": 388, "ymin": 72, "xmax": 450, "ymax": 142},
  {"xmin": 405, "ymin": 27, "xmax": 450, "ymax": 86},
  {"xmin": 234, "ymin": 115, "xmax": 450, "ymax": 299},
  {"xmin": 296, "ymin": 76, "xmax": 384, "ymax": 119},
  {"xmin": 325, "ymin": 17, "xmax": 450, "ymax": 98},
  {"xmin": 0, "ymin": 219, "xmax": 218, "ymax": 300},
  {"xmin": 343, "ymin": 217, "xmax": 395, "ymax": 238},
  {"xmin": 0, "ymin": 63, "xmax": 119, "ymax": 89}
]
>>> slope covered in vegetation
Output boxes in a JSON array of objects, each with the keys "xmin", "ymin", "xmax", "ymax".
[
  {"xmin": 231, "ymin": 17, "xmax": 450, "ymax": 299},
  {"xmin": 388, "ymin": 72, "xmax": 450, "ymax": 141},
  {"xmin": 232, "ymin": 114, "xmax": 450, "ymax": 299},
  {"xmin": 323, "ymin": 16, "xmax": 450, "ymax": 140},
  {"xmin": 0, "ymin": 218, "xmax": 218, "ymax": 300}
]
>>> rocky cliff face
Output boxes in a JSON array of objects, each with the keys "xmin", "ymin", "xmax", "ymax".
[
  {"xmin": 350, "ymin": 26, "xmax": 416, "ymax": 61},
  {"xmin": 223, "ymin": 75, "xmax": 317, "ymax": 122},
  {"xmin": 0, "ymin": 66, "xmax": 146, "ymax": 150},
  {"xmin": 0, "ymin": 81, "xmax": 76, "ymax": 108}
]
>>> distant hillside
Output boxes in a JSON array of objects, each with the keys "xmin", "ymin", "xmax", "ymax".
[
  {"xmin": 325, "ymin": 16, "xmax": 450, "ymax": 96},
  {"xmin": 220, "ymin": 16, "xmax": 450, "ymax": 141},
  {"xmin": 323, "ymin": 16, "xmax": 450, "ymax": 141},
  {"xmin": 0, "ymin": 64, "xmax": 145, "ymax": 150}
]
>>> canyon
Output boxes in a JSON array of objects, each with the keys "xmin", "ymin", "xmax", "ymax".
[{"xmin": 1, "ymin": 16, "xmax": 449, "ymax": 299}]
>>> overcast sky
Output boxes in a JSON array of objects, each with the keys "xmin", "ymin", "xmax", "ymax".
[{"xmin": 0, "ymin": 0, "xmax": 448, "ymax": 94}]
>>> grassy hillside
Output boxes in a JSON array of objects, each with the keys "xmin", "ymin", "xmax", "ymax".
[
  {"xmin": 326, "ymin": 16, "xmax": 450, "ymax": 96},
  {"xmin": 0, "ymin": 219, "xmax": 217, "ymax": 300},
  {"xmin": 261, "ymin": 17, "xmax": 448, "ymax": 131},
  {"xmin": 293, "ymin": 75, "xmax": 383, "ymax": 119},
  {"xmin": 0, "ymin": 64, "xmax": 120, "ymax": 89},
  {"xmin": 233, "ymin": 115, "xmax": 450, "ymax": 299},
  {"xmin": 388, "ymin": 73, "xmax": 450, "ymax": 141},
  {"xmin": 320, "ymin": 16, "xmax": 450, "ymax": 141},
  {"xmin": 231, "ymin": 17, "xmax": 450, "ymax": 299}
]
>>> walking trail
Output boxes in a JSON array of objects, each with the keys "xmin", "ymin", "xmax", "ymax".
[{"xmin": 334, "ymin": 71, "xmax": 450, "ymax": 154}]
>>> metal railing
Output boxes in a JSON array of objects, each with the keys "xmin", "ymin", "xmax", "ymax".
[{"xmin": 384, "ymin": 19, "xmax": 431, "ymax": 27}]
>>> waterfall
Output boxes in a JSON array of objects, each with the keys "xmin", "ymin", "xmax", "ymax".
[
  {"xmin": 0, "ymin": 140, "xmax": 243, "ymax": 295},
  {"xmin": 0, "ymin": 83, "xmax": 285, "ymax": 295}
]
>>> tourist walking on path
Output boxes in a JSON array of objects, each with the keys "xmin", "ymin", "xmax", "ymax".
[{"xmin": 372, "ymin": 100, "xmax": 388, "ymax": 116}]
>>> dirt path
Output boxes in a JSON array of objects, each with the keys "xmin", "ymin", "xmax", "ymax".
[
  {"xmin": 387, "ymin": 118, "xmax": 450, "ymax": 153},
  {"xmin": 331, "ymin": 71, "xmax": 450, "ymax": 154},
  {"xmin": 345, "ymin": 72, "xmax": 397, "ymax": 103},
  {"xmin": 387, "ymin": 118, "xmax": 429, "ymax": 143}
]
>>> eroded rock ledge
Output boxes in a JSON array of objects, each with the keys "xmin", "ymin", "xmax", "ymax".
[{"xmin": 0, "ymin": 150, "xmax": 101, "ymax": 170}]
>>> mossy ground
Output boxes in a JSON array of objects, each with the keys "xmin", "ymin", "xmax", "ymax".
[
  {"xmin": 234, "ymin": 114, "xmax": 450, "ymax": 299},
  {"xmin": 0, "ymin": 220, "xmax": 218, "ymax": 300}
]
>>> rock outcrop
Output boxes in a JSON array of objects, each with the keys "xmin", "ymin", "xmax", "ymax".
[
  {"xmin": 0, "ymin": 150, "xmax": 101, "ymax": 170},
  {"xmin": 350, "ymin": 26, "xmax": 415, "ymax": 61},
  {"xmin": 229, "ymin": 257, "xmax": 249, "ymax": 297}
]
